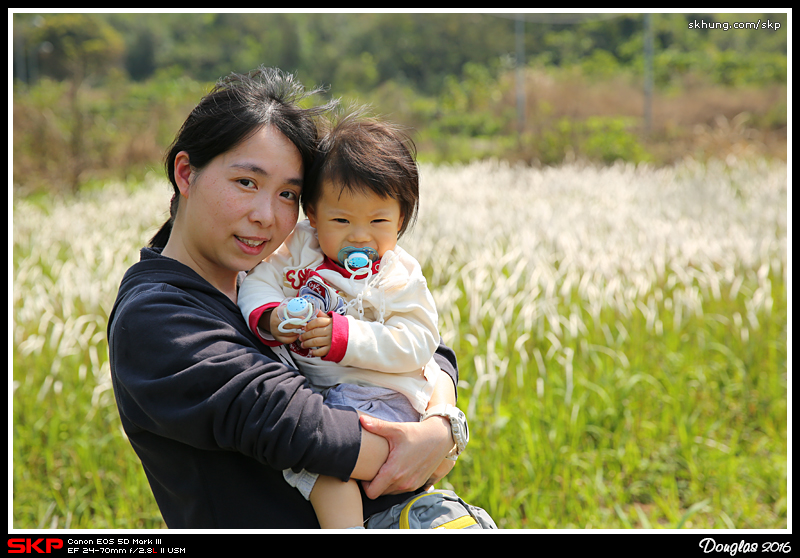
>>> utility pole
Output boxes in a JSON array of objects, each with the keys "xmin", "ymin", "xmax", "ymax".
[
  {"xmin": 644, "ymin": 13, "xmax": 654, "ymax": 133},
  {"xmin": 516, "ymin": 15, "xmax": 526, "ymax": 133}
]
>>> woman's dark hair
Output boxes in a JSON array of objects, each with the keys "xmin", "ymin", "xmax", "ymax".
[
  {"xmin": 150, "ymin": 66, "xmax": 335, "ymax": 248},
  {"xmin": 303, "ymin": 106, "xmax": 420, "ymax": 239}
]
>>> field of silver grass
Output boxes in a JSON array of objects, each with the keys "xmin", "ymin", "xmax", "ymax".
[
  {"xmin": 12, "ymin": 158, "xmax": 787, "ymax": 529},
  {"xmin": 407, "ymin": 159, "xmax": 786, "ymax": 408}
]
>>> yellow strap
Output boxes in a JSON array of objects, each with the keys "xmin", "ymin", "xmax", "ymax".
[
  {"xmin": 399, "ymin": 492, "xmax": 438, "ymax": 529},
  {"xmin": 399, "ymin": 491, "xmax": 477, "ymax": 529},
  {"xmin": 434, "ymin": 515, "xmax": 478, "ymax": 529}
]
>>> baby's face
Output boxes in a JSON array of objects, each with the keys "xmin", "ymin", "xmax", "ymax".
[{"xmin": 307, "ymin": 180, "xmax": 404, "ymax": 265}]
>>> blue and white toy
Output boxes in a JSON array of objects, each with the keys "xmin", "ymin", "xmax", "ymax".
[{"xmin": 277, "ymin": 296, "xmax": 315, "ymax": 333}]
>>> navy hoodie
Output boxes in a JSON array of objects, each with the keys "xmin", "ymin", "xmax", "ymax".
[{"xmin": 107, "ymin": 248, "xmax": 459, "ymax": 529}]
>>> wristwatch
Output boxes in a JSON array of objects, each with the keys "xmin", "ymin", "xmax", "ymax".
[{"xmin": 420, "ymin": 404, "xmax": 469, "ymax": 460}]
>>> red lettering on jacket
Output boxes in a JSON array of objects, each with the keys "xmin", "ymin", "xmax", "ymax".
[{"xmin": 286, "ymin": 268, "xmax": 314, "ymax": 289}]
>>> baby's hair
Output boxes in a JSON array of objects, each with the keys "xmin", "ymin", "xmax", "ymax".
[{"xmin": 304, "ymin": 106, "xmax": 419, "ymax": 239}]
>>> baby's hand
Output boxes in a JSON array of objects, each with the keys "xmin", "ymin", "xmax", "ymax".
[
  {"xmin": 268, "ymin": 307, "xmax": 303, "ymax": 345},
  {"xmin": 299, "ymin": 311, "xmax": 333, "ymax": 358}
]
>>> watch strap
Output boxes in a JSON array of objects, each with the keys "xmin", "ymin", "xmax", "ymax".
[{"xmin": 420, "ymin": 404, "xmax": 468, "ymax": 457}]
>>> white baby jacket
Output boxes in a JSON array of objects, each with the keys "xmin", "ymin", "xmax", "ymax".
[{"xmin": 238, "ymin": 220, "xmax": 440, "ymax": 413}]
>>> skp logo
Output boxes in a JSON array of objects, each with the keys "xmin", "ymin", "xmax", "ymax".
[{"xmin": 8, "ymin": 538, "xmax": 64, "ymax": 553}]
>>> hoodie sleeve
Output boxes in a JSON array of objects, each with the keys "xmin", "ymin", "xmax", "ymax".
[{"xmin": 108, "ymin": 284, "xmax": 361, "ymax": 480}]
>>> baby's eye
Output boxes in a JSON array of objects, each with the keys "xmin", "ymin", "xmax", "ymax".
[{"xmin": 334, "ymin": 218, "xmax": 349, "ymax": 224}]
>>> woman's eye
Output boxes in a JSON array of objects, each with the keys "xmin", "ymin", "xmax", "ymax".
[
  {"xmin": 238, "ymin": 179, "xmax": 256, "ymax": 189},
  {"xmin": 280, "ymin": 190, "xmax": 298, "ymax": 201}
]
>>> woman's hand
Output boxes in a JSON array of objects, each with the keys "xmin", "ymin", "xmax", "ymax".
[
  {"xmin": 358, "ymin": 413, "xmax": 455, "ymax": 499},
  {"xmin": 349, "ymin": 363, "xmax": 459, "ymax": 498}
]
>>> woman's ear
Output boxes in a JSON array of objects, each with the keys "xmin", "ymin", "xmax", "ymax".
[{"xmin": 174, "ymin": 151, "xmax": 193, "ymax": 198}]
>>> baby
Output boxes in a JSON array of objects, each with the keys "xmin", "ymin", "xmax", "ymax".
[{"xmin": 238, "ymin": 110, "xmax": 453, "ymax": 528}]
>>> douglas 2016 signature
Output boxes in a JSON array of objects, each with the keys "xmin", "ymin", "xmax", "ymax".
[{"xmin": 699, "ymin": 539, "xmax": 791, "ymax": 555}]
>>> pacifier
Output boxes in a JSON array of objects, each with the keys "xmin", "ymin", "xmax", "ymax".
[
  {"xmin": 337, "ymin": 246, "xmax": 379, "ymax": 277},
  {"xmin": 277, "ymin": 296, "xmax": 316, "ymax": 333}
]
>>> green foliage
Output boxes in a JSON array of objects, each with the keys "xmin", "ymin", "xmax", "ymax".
[
  {"xmin": 432, "ymin": 63, "xmax": 508, "ymax": 137},
  {"xmin": 444, "ymin": 271, "xmax": 787, "ymax": 528},
  {"xmin": 515, "ymin": 116, "xmax": 651, "ymax": 166},
  {"xmin": 13, "ymin": 75, "xmax": 207, "ymax": 193},
  {"xmin": 11, "ymin": 12, "xmax": 787, "ymax": 193},
  {"xmin": 13, "ymin": 13, "xmax": 787, "ymax": 92},
  {"xmin": 581, "ymin": 117, "xmax": 651, "ymax": 164},
  {"xmin": 580, "ymin": 49, "xmax": 623, "ymax": 80},
  {"xmin": 23, "ymin": 13, "xmax": 125, "ymax": 81},
  {"xmin": 651, "ymin": 48, "xmax": 788, "ymax": 88}
]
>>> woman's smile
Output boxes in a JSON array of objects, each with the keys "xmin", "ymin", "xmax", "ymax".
[{"xmin": 235, "ymin": 235, "xmax": 268, "ymax": 249}]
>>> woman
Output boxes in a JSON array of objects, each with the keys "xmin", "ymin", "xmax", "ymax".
[{"xmin": 107, "ymin": 67, "xmax": 459, "ymax": 529}]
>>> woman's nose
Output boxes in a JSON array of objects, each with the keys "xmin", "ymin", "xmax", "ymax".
[{"xmin": 250, "ymin": 198, "xmax": 275, "ymax": 227}]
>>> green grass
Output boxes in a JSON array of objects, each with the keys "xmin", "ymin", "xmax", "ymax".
[
  {"xmin": 439, "ymin": 271, "xmax": 787, "ymax": 529},
  {"xmin": 11, "ymin": 161, "xmax": 787, "ymax": 530},
  {"xmin": 12, "ymin": 309, "xmax": 166, "ymax": 529},
  {"xmin": 12, "ymin": 183, "xmax": 169, "ymax": 529}
]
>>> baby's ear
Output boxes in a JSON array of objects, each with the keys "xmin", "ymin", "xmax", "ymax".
[{"xmin": 306, "ymin": 205, "xmax": 317, "ymax": 228}]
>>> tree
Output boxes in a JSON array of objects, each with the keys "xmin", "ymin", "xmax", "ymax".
[
  {"xmin": 27, "ymin": 13, "xmax": 124, "ymax": 83},
  {"xmin": 25, "ymin": 14, "xmax": 125, "ymax": 192}
]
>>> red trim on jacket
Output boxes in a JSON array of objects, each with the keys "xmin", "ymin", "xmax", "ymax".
[
  {"xmin": 322, "ymin": 311, "xmax": 349, "ymax": 363},
  {"xmin": 248, "ymin": 302, "xmax": 283, "ymax": 346}
]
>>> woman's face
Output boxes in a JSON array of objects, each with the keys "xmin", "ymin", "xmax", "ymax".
[{"xmin": 172, "ymin": 125, "xmax": 303, "ymax": 294}]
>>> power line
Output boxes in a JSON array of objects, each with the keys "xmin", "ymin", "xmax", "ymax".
[{"xmin": 492, "ymin": 13, "xmax": 629, "ymax": 25}]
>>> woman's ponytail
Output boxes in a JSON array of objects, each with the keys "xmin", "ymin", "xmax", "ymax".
[{"xmin": 148, "ymin": 192, "xmax": 180, "ymax": 249}]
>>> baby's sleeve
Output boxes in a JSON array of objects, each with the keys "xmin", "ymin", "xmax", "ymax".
[{"xmin": 238, "ymin": 261, "xmax": 289, "ymax": 343}]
